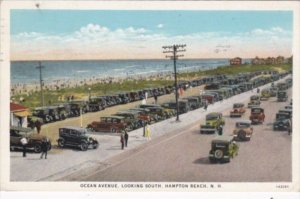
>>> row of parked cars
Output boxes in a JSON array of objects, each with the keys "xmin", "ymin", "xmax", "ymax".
[
  {"xmin": 27, "ymin": 70, "xmax": 290, "ymax": 128},
  {"xmin": 11, "ymin": 70, "xmax": 291, "ymax": 153},
  {"xmin": 203, "ymin": 76, "xmax": 292, "ymax": 164}
]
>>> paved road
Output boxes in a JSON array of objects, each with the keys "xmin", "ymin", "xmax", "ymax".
[{"xmin": 75, "ymin": 88, "xmax": 292, "ymax": 182}]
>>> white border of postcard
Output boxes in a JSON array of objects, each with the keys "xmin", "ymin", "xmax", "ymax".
[{"xmin": 0, "ymin": 0, "xmax": 299, "ymax": 192}]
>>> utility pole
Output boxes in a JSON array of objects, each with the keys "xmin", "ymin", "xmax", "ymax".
[
  {"xmin": 163, "ymin": 44, "xmax": 186, "ymax": 122},
  {"xmin": 36, "ymin": 61, "xmax": 45, "ymax": 107}
]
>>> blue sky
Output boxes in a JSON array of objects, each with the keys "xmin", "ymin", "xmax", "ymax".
[{"xmin": 10, "ymin": 10, "xmax": 293, "ymax": 60}]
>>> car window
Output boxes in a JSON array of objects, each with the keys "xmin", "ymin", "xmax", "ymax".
[{"xmin": 70, "ymin": 130, "xmax": 77, "ymax": 136}]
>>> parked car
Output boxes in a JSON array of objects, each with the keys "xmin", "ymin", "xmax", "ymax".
[
  {"xmin": 200, "ymin": 112, "xmax": 225, "ymax": 134},
  {"xmin": 161, "ymin": 100, "xmax": 190, "ymax": 115},
  {"xmin": 113, "ymin": 111, "xmax": 141, "ymax": 130},
  {"xmin": 260, "ymin": 88, "xmax": 271, "ymax": 101},
  {"xmin": 32, "ymin": 107, "xmax": 52, "ymax": 123},
  {"xmin": 27, "ymin": 116, "xmax": 43, "ymax": 129},
  {"xmin": 230, "ymin": 103, "xmax": 246, "ymax": 117},
  {"xmin": 276, "ymin": 82, "xmax": 288, "ymax": 91},
  {"xmin": 273, "ymin": 112, "xmax": 291, "ymax": 131},
  {"xmin": 127, "ymin": 108, "xmax": 153, "ymax": 123},
  {"xmin": 182, "ymin": 97, "xmax": 201, "ymax": 110},
  {"xmin": 200, "ymin": 94, "xmax": 215, "ymax": 104},
  {"xmin": 269, "ymin": 87, "xmax": 278, "ymax": 97},
  {"xmin": 10, "ymin": 126, "xmax": 51, "ymax": 153},
  {"xmin": 277, "ymin": 91, "xmax": 288, "ymax": 102},
  {"xmin": 249, "ymin": 107, "xmax": 265, "ymax": 124},
  {"xmin": 87, "ymin": 116, "xmax": 128, "ymax": 133},
  {"xmin": 209, "ymin": 136, "xmax": 239, "ymax": 163},
  {"xmin": 248, "ymin": 95, "xmax": 261, "ymax": 108},
  {"xmin": 57, "ymin": 126, "xmax": 98, "ymax": 151},
  {"xmin": 233, "ymin": 120, "xmax": 253, "ymax": 141}
]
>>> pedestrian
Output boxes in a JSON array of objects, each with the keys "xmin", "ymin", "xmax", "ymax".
[
  {"xmin": 154, "ymin": 93, "xmax": 158, "ymax": 104},
  {"xmin": 124, "ymin": 131, "xmax": 129, "ymax": 147},
  {"xmin": 204, "ymin": 100, "xmax": 208, "ymax": 111},
  {"xmin": 141, "ymin": 97, "xmax": 146, "ymax": 105},
  {"xmin": 20, "ymin": 137, "xmax": 28, "ymax": 157},
  {"xmin": 257, "ymin": 88, "xmax": 260, "ymax": 93},
  {"xmin": 120, "ymin": 133, "xmax": 125, "ymax": 150},
  {"xmin": 145, "ymin": 124, "xmax": 151, "ymax": 140},
  {"xmin": 35, "ymin": 120, "xmax": 42, "ymax": 134},
  {"xmin": 145, "ymin": 91, "xmax": 148, "ymax": 102},
  {"xmin": 218, "ymin": 125, "xmax": 223, "ymax": 136},
  {"xmin": 40, "ymin": 138, "xmax": 48, "ymax": 159}
]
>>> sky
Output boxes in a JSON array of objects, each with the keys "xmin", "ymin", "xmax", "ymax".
[{"xmin": 10, "ymin": 10, "xmax": 293, "ymax": 60}]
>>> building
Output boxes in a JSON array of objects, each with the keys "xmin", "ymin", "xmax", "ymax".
[
  {"xmin": 10, "ymin": 102, "xmax": 30, "ymax": 127},
  {"xmin": 229, "ymin": 57, "xmax": 242, "ymax": 65},
  {"xmin": 276, "ymin": 56, "xmax": 285, "ymax": 64}
]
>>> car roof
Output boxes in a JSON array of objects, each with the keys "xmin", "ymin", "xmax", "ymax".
[
  {"xmin": 60, "ymin": 126, "xmax": 86, "ymax": 131},
  {"xmin": 211, "ymin": 135, "xmax": 233, "ymax": 143},
  {"xmin": 10, "ymin": 126, "xmax": 33, "ymax": 133},
  {"xmin": 236, "ymin": 120, "xmax": 251, "ymax": 124},
  {"xmin": 101, "ymin": 116, "xmax": 125, "ymax": 119},
  {"xmin": 207, "ymin": 112, "xmax": 222, "ymax": 117},
  {"xmin": 234, "ymin": 103, "xmax": 244, "ymax": 106},
  {"xmin": 251, "ymin": 107, "xmax": 264, "ymax": 111}
]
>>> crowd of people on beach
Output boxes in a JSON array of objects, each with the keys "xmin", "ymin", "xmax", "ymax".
[{"xmin": 11, "ymin": 71, "xmax": 175, "ymax": 96}]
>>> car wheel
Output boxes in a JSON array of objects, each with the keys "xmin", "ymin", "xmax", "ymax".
[
  {"xmin": 111, "ymin": 128, "xmax": 117, "ymax": 133},
  {"xmin": 33, "ymin": 144, "xmax": 42, "ymax": 153},
  {"xmin": 214, "ymin": 149, "xmax": 224, "ymax": 159},
  {"xmin": 80, "ymin": 142, "xmax": 88, "ymax": 151},
  {"xmin": 93, "ymin": 141, "xmax": 99, "ymax": 149},
  {"xmin": 58, "ymin": 139, "xmax": 65, "ymax": 148}
]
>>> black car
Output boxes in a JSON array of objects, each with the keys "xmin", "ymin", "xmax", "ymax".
[
  {"xmin": 209, "ymin": 136, "xmax": 239, "ymax": 163},
  {"xmin": 32, "ymin": 107, "xmax": 52, "ymax": 123},
  {"xmin": 277, "ymin": 91, "xmax": 288, "ymax": 102},
  {"xmin": 273, "ymin": 113, "xmax": 291, "ymax": 131},
  {"xmin": 10, "ymin": 126, "xmax": 51, "ymax": 153},
  {"xmin": 57, "ymin": 126, "xmax": 99, "ymax": 151}
]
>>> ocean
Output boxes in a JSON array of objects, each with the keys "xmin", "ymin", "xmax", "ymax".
[{"xmin": 10, "ymin": 59, "xmax": 249, "ymax": 85}]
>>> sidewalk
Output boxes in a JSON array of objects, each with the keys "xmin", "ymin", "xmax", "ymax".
[{"xmin": 10, "ymin": 77, "xmax": 289, "ymax": 181}]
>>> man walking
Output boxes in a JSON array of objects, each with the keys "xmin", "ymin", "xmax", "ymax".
[
  {"xmin": 218, "ymin": 125, "xmax": 223, "ymax": 136},
  {"xmin": 120, "ymin": 133, "xmax": 125, "ymax": 150},
  {"xmin": 20, "ymin": 137, "xmax": 28, "ymax": 157},
  {"xmin": 154, "ymin": 92, "xmax": 158, "ymax": 104},
  {"xmin": 35, "ymin": 120, "xmax": 42, "ymax": 134},
  {"xmin": 204, "ymin": 100, "xmax": 208, "ymax": 111},
  {"xmin": 124, "ymin": 131, "xmax": 129, "ymax": 147},
  {"xmin": 40, "ymin": 138, "xmax": 48, "ymax": 159}
]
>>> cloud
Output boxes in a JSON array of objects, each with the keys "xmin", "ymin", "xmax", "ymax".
[
  {"xmin": 11, "ymin": 25, "xmax": 292, "ymax": 60},
  {"xmin": 157, "ymin": 24, "xmax": 164, "ymax": 28}
]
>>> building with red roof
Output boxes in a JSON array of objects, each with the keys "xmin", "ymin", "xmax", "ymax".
[{"xmin": 10, "ymin": 102, "xmax": 30, "ymax": 127}]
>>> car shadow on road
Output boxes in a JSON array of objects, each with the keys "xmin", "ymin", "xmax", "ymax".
[{"xmin": 193, "ymin": 157, "xmax": 211, "ymax": 165}]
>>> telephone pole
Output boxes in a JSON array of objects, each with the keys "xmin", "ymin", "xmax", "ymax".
[
  {"xmin": 36, "ymin": 61, "xmax": 45, "ymax": 107},
  {"xmin": 162, "ymin": 44, "xmax": 186, "ymax": 122}
]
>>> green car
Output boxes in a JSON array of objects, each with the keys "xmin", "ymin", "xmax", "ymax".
[
  {"xmin": 209, "ymin": 136, "xmax": 239, "ymax": 163},
  {"xmin": 200, "ymin": 112, "xmax": 225, "ymax": 134}
]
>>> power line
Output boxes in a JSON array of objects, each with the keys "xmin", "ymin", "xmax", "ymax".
[
  {"xmin": 36, "ymin": 61, "xmax": 45, "ymax": 107},
  {"xmin": 162, "ymin": 44, "xmax": 186, "ymax": 122}
]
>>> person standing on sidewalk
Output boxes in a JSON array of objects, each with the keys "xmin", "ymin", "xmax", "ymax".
[
  {"xmin": 218, "ymin": 125, "xmax": 223, "ymax": 136},
  {"xmin": 145, "ymin": 125, "xmax": 151, "ymax": 140},
  {"xmin": 154, "ymin": 92, "xmax": 158, "ymax": 104},
  {"xmin": 40, "ymin": 138, "xmax": 48, "ymax": 159},
  {"xmin": 120, "ymin": 133, "xmax": 125, "ymax": 150},
  {"xmin": 124, "ymin": 131, "xmax": 129, "ymax": 147},
  {"xmin": 20, "ymin": 137, "xmax": 28, "ymax": 157}
]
